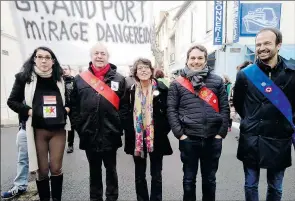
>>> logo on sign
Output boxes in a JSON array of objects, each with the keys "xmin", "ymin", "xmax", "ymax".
[{"xmin": 240, "ymin": 3, "xmax": 281, "ymax": 36}]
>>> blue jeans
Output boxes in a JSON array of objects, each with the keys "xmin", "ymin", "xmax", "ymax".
[
  {"xmin": 243, "ymin": 165, "xmax": 285, "ymax": 201},
  {"xmin": 180, "ymin": 136, "xmax": 222, "ymax": 201},
  {"xmin": 13, "ymin": 129, "xmax": 29, "ymax": 191}
]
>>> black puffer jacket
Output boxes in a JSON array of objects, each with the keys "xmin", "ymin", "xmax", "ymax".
[
  {"xmin": 70, "ymin": 63, "xmax": 128, "ymax": 152},
  {"xmin": 122, "ymin": 80, "xmax": 173, "ymax": 156},
  {"xmin": 167, "ymin": 69, "xmax": 229, "ymax": 139},
  {"xmin": 233, "ymin": 57, "xmax": 295, "ymax": 169}
]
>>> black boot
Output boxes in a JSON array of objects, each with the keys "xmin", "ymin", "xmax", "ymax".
[
  {"xmin": 36, "ymin": 178, "xmax": 50, "ymax": 201},
  {"xmin": 50, "ymin": 174, "xmax": 63, "ymax": 201}
]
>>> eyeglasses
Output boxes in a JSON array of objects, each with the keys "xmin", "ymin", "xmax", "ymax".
[
  {"xmin": 137, "ymin": 65, "xmax": 151, "ymax": 71},
  {"xmin": 35, "ymin": 55, "xmax": 52, "ymax": 61}
]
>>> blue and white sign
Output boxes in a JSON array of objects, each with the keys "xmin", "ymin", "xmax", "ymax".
[
  {"xmin": 240, "ymin": 3, "xmax": 281, "ymax": 36},
  {"xmin": 232, "ymin": 0, "xmax": 240, "ymax": 43},
  {"xmin": 213, "ymin": 1, "xmax": 224, "ymax": 45}
]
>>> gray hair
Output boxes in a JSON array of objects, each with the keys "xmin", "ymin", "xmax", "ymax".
[{"xmin": 90, "ymin": 42, "xmax": 109, "ymax": 57}]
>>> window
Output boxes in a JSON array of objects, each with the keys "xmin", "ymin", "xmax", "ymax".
[{"xmin": 206, "ymin": 1, "xmax": 214, "ymax": 33}]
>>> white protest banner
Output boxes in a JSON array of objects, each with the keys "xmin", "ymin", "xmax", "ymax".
[{"xmin": 10, "ymin": 1, "xmax": 153, "ymax": 66}]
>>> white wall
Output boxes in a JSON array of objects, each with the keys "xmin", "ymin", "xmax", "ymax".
[{"xmin": 1, "ymin": 1, "xmax": 24, "ymax": 124}]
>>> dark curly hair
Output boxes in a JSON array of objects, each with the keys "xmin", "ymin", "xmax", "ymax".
[
  {"xmin": 132, "ymin": 58, "xmax": 154, "ymax": 82},
  {"xmin": 20, "ymin": 46, "xmax": 63, "ymax": 83},
  {"xmin": 154, "ymin": 69, "xmax": 165, "ymax": 79}
]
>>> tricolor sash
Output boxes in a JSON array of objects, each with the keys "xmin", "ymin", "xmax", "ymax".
[
  {"xmin": 242, "ymin": 64, "xmax": 295, "ymax": 147},
  {"xmin": 176, "ymin": 76, "xmax": 219, "ymax": 112},
  {"xmin": 80, "ymin": 71, "xmax": 120, "ymax": 110}
]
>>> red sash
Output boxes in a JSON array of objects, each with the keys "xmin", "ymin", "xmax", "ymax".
[
  {"xmin": 176, "ymin": 77, "xmax": 219, "ymax": 112},
  {"xmin": 80, "ymin": 71, "xmax": 120, "ymax": 110}
]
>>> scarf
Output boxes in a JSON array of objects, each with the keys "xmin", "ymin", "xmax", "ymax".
[
  {"xmin": 133, "ymin": 80, "xmax": 157, "ymax": 158},
  {"xmin": 91, "ymin": 63, "xmax": 110, "ymax": 80},
  {"xmin": 182, "ymin": 66, "xmax": 209, "ymax": 90},
  {"xmin": 24, "ymin": 72, "xmax": 71, "ymax": 172},
  {"xmin": 34, "ymin": 66, "xmax": 52, "ymax": 78}
]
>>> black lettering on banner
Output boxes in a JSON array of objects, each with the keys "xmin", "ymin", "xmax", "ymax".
[
  {"xmin": 113, "ymin": 24, "xmax": 123, "ymax": 43},
  {"xmin": 86, "ymin": 1, "xmax": 96, "ymax": 19},
  {"xmin": 40, "ymin": 17, "xmax": 47, "ymax": 40},
  {"xmin": 143, "ymin": 27, "xmax": 151, "ymax": 43},
  {"xmin": 125, "ymin": 1, "xmax": 136, "ymax": 23},
  {"xmin": 48, "ymin": 21, "xmax": 59, "ymax": 41},
  {"xmin": 96, "ymin": 23, "xmax": 105, "ymax": 41},
  {"xmin": 60, "ymin": 21, "xmax": 70, "ymax": 40},
  {"xmin": 123, "ymin": 26, "xmax": 130, "ymax": 43},
  {"xmin": 23, "ymin": 18, "xmax": 41, "ymax": 39},
  {"xmin": 70, "ymin": 23, "xmax": 79, "ymax": 40},
  {"xmin": 105, "ymin": 23, "xmax": 115, "ymax": 42},
  {"xmin": 38, "ymin": 1, "xmax": 50, "ymax": 14},
  {"xmin": 80, "ymin": 22, "xmax": 88, "ymax": 42},
  {"xmin": 101, "ymin": 1, "xmax": 112, "ymax": 21},
  {"xmin": 140, "ymin": 1, "xmax": 144, "ymax": 23},
  {"xmin": 32, "ymin": 1, "xmax": 38, "ymax": 12},
  {"xmin": 114, "ymin": 1, "xmax": 125, "ymax": 22},
  {"xmin": 133, "ymin": 26, "xmax": 139, "ymax": 44},
  {"xmin": 129, "ymin": 26, "xmax": 134, "ymax": 44},
  {"xmin": 70, "ymin": 1, "xmax": 84, "ymax": 18},
  {"xmin": 52, "ymin": 1, "xmax": 71, "ymax": 16},
  {"xmin": 15, "ymin": 1, "xmax": 31, "ymax": 11},
  {"xmin": 138, "ymin": 27, "xmax": 144, "ymax": 44}
]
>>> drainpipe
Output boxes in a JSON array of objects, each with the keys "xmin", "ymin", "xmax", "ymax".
[
  {"xmin": 224, "ymin": 0, "xmax": 228, "ymax": 44},
  {"xmin": 224, "ymin": 0, "xmax": 228, "ymax": 74}
]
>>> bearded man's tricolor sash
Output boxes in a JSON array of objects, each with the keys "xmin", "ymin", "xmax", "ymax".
[
  {"xmin": 176, "ymin": 76, "xmax": 219, "ymax": 112},
  {"xmin": 242, "ymin": 64, "xmax": 295, "ymax": 148},
  {"xmin": 80, "ymin": 71, "xmax": 120, "ymax": 110}
]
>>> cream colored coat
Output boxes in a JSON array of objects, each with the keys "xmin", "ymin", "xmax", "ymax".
[{"xmin": 25, "ymin": 73, "xmax": 71, "ymax": 171}]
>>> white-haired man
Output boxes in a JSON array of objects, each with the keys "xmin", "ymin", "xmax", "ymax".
[{"xmin": 70, "ymin": 43, "xmax": 128, "ymax": 201}]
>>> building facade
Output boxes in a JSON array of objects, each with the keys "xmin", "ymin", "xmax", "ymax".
[{"xmin": 155, "ymin": 1, "xmax": 295, "ymax": 81}]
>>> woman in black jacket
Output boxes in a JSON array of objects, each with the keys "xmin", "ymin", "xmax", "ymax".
[
  {"xmin": 7, "ymin": 46, "xmax": 71, "ymax": 201},
  {"xmin": 123, "ymin": 58, "xmax": 172, "ymax": 201}
]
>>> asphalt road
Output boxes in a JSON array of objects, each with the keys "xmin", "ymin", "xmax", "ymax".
[{"xmin": 1, "ymin": 126, "xmax": 295, "ymax": 201}]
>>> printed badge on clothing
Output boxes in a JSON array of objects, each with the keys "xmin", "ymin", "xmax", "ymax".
[
  {"xmin": 111, "ymin": 81, "xmax": 119, "ymax": 91},
  {"xmin": 43, "ymin": 96, "xmax": 57, "ymax": 105},
  {"xmin": 43, "ymin": 106, "xmax": 57, "ymax": 118}
]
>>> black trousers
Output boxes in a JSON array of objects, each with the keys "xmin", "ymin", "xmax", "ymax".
[
  {"xmin": 133, "ymin": 153, "xmax": 163, "ymax": 201},
  {"xmin": 67, "ymin": 128, "xmax": 75, "ymax": 147},
  {"xmin": 85, "ymin": 150, "xmax": 118, "ymax": 201},
  {"xmin": 180, "ymin": 136, "xmax": 222, "ymax": 201}
]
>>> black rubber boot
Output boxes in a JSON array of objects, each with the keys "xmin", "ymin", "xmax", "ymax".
[
  {"xmin": 50, "ymin": 174, "xmax": 63, "ymax": 201},
  {"xmin": 35, "ymin": 178, "xmax": 50, "ymax": 201}
]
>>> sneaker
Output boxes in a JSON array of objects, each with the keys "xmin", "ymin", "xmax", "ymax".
[
  {"xmin": 67, "ymin": 146, "xmax": 73, "ymax": 153},
  {"xmin": 1, "ymin": 186, "xmax": 26, "ymax": 200}
]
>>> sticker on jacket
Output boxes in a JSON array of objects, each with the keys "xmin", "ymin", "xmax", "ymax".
[
  {"xmin": 43, "ymin": 106, "xmax": 57, "ymax": 118},
  {"xmin": 111, "ymin": 81, "xmax": 119, "ymax": 91},
  {"xmin": 43, "ymin": 96, "xmax": 57, "ymax": 105}
]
